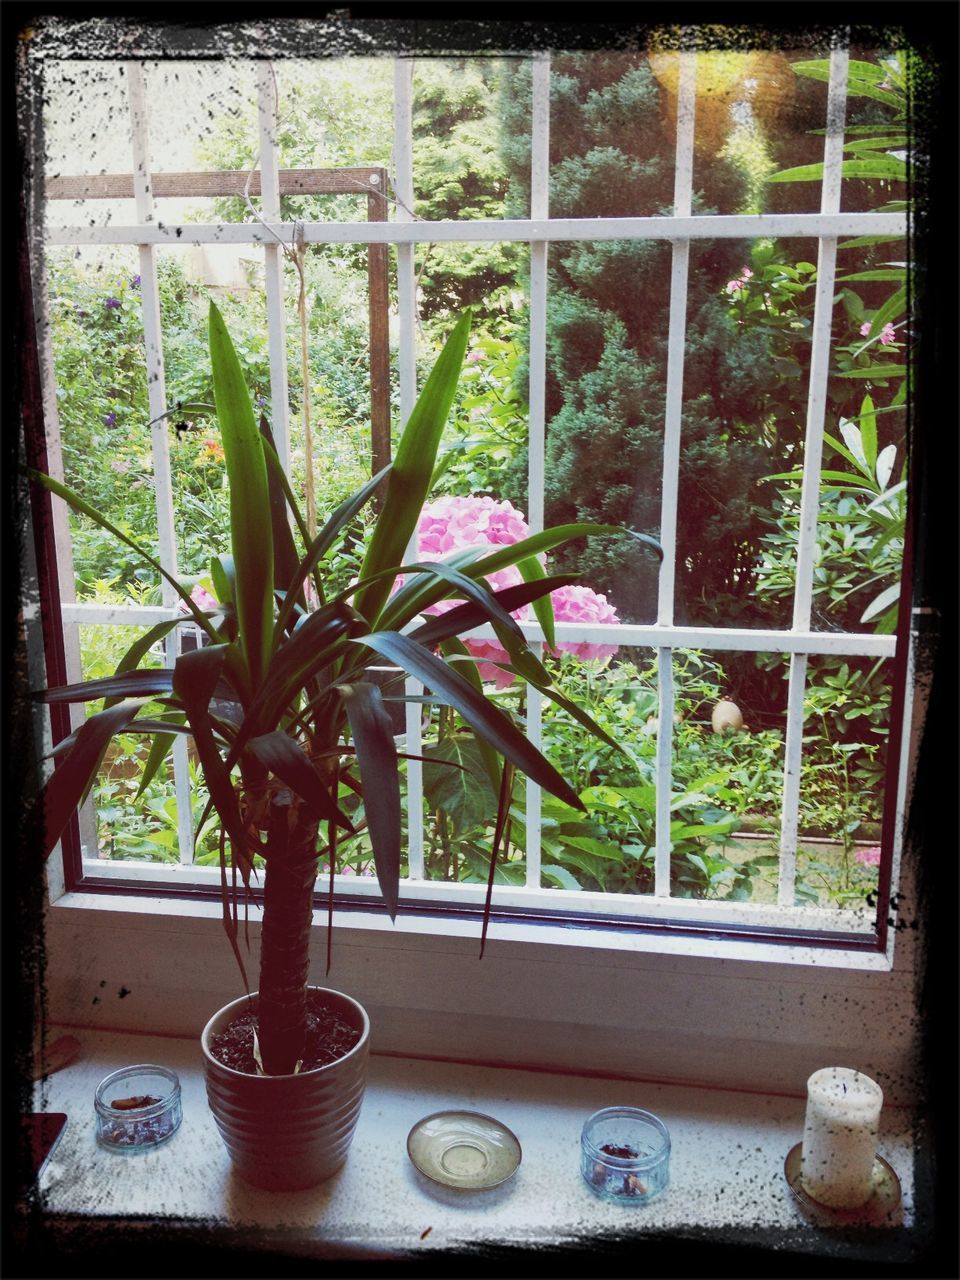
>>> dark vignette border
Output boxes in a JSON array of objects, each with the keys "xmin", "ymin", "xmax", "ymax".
[{"xmin": 4, "ymin": 3, "xmax": 957, "ymax": 1277}]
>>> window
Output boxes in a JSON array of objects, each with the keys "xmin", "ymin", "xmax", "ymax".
[{"xmin": 25, "ymin": 30, "xmax": 921, "ymax": 961}]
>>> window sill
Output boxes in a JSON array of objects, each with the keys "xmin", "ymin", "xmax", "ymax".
[
  {"xmin": 50, "ymin": 887, "xmax": 897, "ymax": 972},
  {"xmin": 31, "ymin": 1024, "xmax": 918, "ymax": 1265}
]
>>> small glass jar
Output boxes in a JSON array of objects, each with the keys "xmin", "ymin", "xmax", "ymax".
[
  {"xmin": 580, "ymin": 1106, "xmax": 671, "ymax": 1205},
  {"xmin": 95, "ymin": 1065, "xmax": 182, "ymax": 1152}
]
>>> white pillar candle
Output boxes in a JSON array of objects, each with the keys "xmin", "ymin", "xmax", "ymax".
[{"xmin": 800, "ymin": 1067, "xmax": 883, "ymax": 1208}]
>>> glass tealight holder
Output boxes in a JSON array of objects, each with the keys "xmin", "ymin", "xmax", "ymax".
[
  {"xmin": 95, "ymin": 1065, "xmax": 182, "ymax": 1152},
  {"xmin": 580, "ymin": 1106, "xmax": 671, "ymax": 1206}
]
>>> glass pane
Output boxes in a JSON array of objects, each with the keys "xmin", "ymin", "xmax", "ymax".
[
  {"xmin": 78, "ymin": 623, "xmax": 184, "ymax": 867},
  {"xmin": 797, "ymin": 654, "xmax": 893, "ymax": 912},
  {"xmin": 537, "ymin": 644, "xmax": 792, "ymax": 903},
  {"xmin": 46, "ymin": 249, "xmax": 161, "ymax": 598}
]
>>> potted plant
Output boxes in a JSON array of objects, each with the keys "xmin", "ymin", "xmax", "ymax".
[{"xmin": 31, "ymin": 303, "xmax": 659, "ymax": 1189}]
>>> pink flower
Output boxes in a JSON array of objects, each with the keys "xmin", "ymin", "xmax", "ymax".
[
  {"xmin": 861, "ymin": 321, "xmax": 897, "ymax": 346},
  {"xmin": 550, "ymin": 584, "xmax": 620, "ymax": 661},
  {"xmin": 410, "ymin": 497, "xmax": 533, "ymax": 611},
  {"xmin": 403, "ymin": 495, "xmax": 619, "ymax": 685},
  {"xmin": 190, "ymin": 584, "xmax": 217, "ymax": 611},
  {"xmin": 180, "ymin": 583, "xmax": 217, "ymax": 614},
  {"xmin": 726, "ymin": 266, "xmax": 753, "ymax": 295},
  {"xmin": 855, "ymin": 845, "xmax": 882, "ymax": 867},
  {"xmin": 466, "ymin": 350, "xmax": 483, "ymax": 363}
]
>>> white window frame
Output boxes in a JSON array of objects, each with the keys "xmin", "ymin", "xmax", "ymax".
[{"xmin": 30, "ymin": 44, "xmax": 919, "ymax": 1012}]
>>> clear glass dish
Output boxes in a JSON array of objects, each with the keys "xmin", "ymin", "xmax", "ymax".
[
  {"xmin": 580, "ymin": 1106, "xmax": 670, "ymax": 1205},
  {"xmin": 407, "ymin": 1109, "xmax": 522, "ymax": 1189},
  {"xmin": 94, "ymin": 1064, "xmax": 182, "ymax": 1152}
]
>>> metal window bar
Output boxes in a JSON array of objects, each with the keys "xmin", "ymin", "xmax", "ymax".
[
  {"xmin": 256, "ymin": 63, "xmax": 292, "ymax": 471},
  {"xmin": 36, "ymin": 50, "xmax": 909, "ymax": 935},
  {"xmin": 777, "ymin": 48, "xmax": 850, "ymax": 907},
  {"xmin": 524, "ymin": 51, "xmax": 551, "ymax": 891},
  {"xmin": 654, "ymin": 50, "xmax": 697, "ymax": 899},
  {"xmin": 127, "ymin": 62, "xmax": 196, "ymax": 865},
  {"xmin": 45, "ymin": 211, "xmax": 906, "ymax": 247},
  {"xmin": 393, "ymin": 56, "xmax": 425, "ymax": 882}
]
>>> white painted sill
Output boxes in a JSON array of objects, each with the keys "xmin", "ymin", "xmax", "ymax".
[
  {"xmin": 48, "ymin": 889, "xmax": 897, "ymax": 973},
  {"xmin": 32, "ymin": 1024, "xmax": 917, "ymax": 1263}
]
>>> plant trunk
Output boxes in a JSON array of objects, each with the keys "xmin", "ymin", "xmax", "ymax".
[{"xmin": 257, "ymin": 790, "xmax": 320, "ymax": 1075}]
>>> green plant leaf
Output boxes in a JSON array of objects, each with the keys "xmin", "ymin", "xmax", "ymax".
[
  {"xmin": 102, "ymin": 618, "xmax": 191, "ymax": 709},
  {"xmin": 172, "ymin": 644, "xmax": 252, "ymax": 879},
  {"xmin": 251, "ymin": 599, "xmax": 363, "ymax": 734},
  {"xmin": 377, "ymin": 523, "xmax": 626, "ymax": 632},
  {"xmin": 836, "ymin": 365, "xmax": 906, "ymax": 379},
  {"xmin": 858, "ymin": 394, "xmax": 878, "ymax": 470},
  {"xmin": 37, "ymin": 670, "xmax": 175, "ymax": 704},
  {"xmin": 210, "ymin": 555, "xmax": 236, "ymax": 608},
  {"xmin": 557, "ymin": 835, "xmax": 626, "ymax": 862},
  {"xmin": 136, "ymin": 713, "xmax": 186, "ymax": 797},
  {"xmin": 338, "ymin": 682, "xmax": 401, "ymax": 918},
  {"xmin": 273, "ymin": 464, "xmax": 392, "ymax": 641},
  {"xmin": 40, "ymin": 697, "xmax": 150, "ymax": 858},
  {"xmin": 517, "ymin": 555, "xmax": 555, "ymax": 649},
  {"xmin": 835, "ymin": 270, "xmax": 906, "ymax": 283},
  {"xmin": 246, "ymin": 731, "xmax": 355, "ymax": 832},
  {"xmin": 258, "ymin": 415, "xmax": 305, "ymax": 617},
  {"xmin": 770, "ymin": 158, "xmax": 906, "ymax": 183},
  {"xmin": 355, "ymin": 311, "xmax": 472, "ymax": 623},
  {"xmin": 422, "ymin": 736, "xmax": 498, "ymax": 834},
  {"xmin": 410, "ymin": 574, "xmax": 578, "ymax": 649},
  {"xmin": 438, "ymin": 638, "xmax": 501, "ymax": 795},
  {"xmin": 26, "ymin": 468, "xmax": 216, "ymax": 637},
  {"xmin": 209, "ymin": 301, "xmax": 274, "ymax": 687},
  {"xmin": 870, "ymin": 287, "xmax": 907, "ymax": 331},
  {"xmin": 356, "ymin": 630, "xmax": 584, "ymax": 812},
  {"xmin": 860, "ymin": 582, "xmax": 902, "ymax": 624},
  {"xmin": 541, "ymin": 863, "xmax": 582, "ymax": 891}
]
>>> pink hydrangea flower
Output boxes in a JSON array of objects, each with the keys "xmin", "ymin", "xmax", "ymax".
[
  {"xmin": 180, "ymin": 583, "xmax": 217, "ymax": 613},
  {"xmin": 855, "ymin": 846, "xmax": 882, "ymax": 867},
  {"xmin": 860, "ymin": 322, "xmax": 872, "ymax": 337},
  {"xmin": 466, "ymin": 350, "xmax": 483, "ymax": 363},
  {"xmin": 550, "ymin": 583, "xmax": 620, "ymax": 661},
  {"xmin": 403, "ymin": 495, "xmax": 619, "ymax": 686},
  {"xmin": 190, "ymin": 584, "xmax": 217, "ymax": 611},
  {"xmin": 410, "ymin": 497, "xmax": 532, "ymax": 612}
]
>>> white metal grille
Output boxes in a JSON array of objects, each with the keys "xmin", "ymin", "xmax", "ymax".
[{"xmin": 35, "ymin": 49, "xmax": 910, "ymax": 938}]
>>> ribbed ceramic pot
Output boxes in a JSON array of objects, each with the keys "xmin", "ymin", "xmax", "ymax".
[{"xmin": 201, "ymin": 987, "xmax": 370, "ymax": 1191}]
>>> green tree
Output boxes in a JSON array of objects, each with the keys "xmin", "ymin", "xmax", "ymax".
[
  {"xmin": 499, "ymin": 52, "xmax": 782, "ymax": 627},
  {"xmin": 412, "ymin": 59, "xmax": 521, "ymax": 321}
]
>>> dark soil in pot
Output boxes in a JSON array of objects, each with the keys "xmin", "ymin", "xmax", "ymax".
[{"xmin": 208, "ymin": 990, "xmax": 362, "ymax": 1075}]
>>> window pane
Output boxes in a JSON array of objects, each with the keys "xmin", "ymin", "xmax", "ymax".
[
  {"xmin": 797, "ymin": 653, "xmax": 893, "ymax": 911},
  {"xmin": 47, "ymin": 250, "xmax": 162, "ymax": 597}
]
